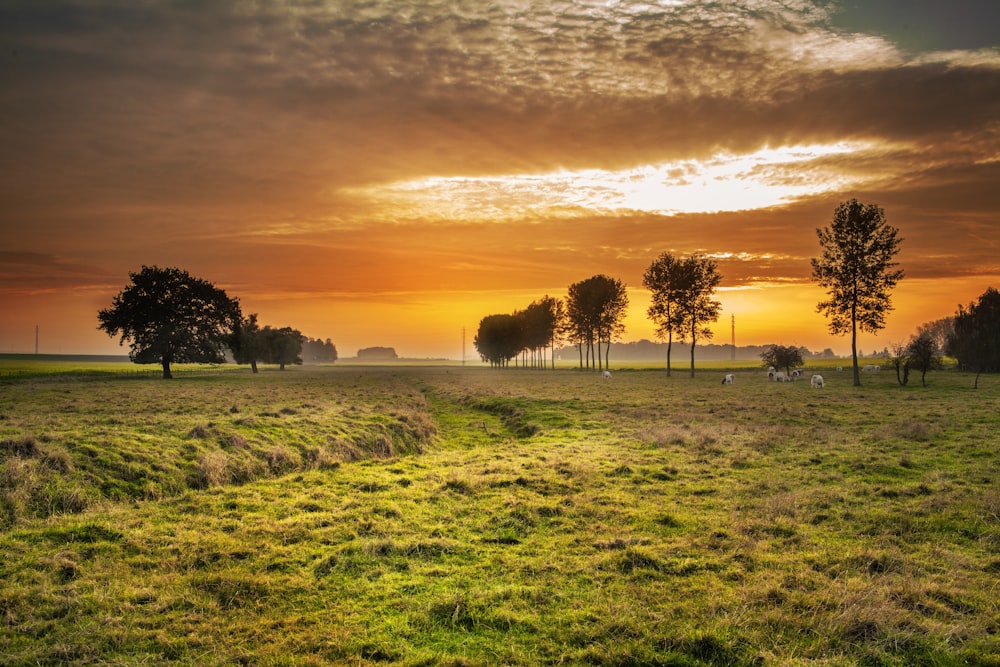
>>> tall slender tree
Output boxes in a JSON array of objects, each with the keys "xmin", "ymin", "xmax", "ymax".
[
  {"xmin": 811, "ymin": 199, "xmax": 904, "ymax": 386},
  {"xmin": 676, "ymin": 255, "xmax": 722, "ymax": 378},
  {"xmin": 643, "ymin": 252, "xmax": 684, "ymax": 376}
]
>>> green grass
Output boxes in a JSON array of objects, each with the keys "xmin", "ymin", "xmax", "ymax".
[{"xmin": 1, "ymin": 362, "xmax": 998, "ymax": 665}]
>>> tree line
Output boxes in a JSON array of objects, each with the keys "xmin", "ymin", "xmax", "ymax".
[
  {"xmin": 99, "ymin": 199, "xmax": 999, "ymax": 384},
  {"xmin": 474, "ymin": 198, "xmax": 998, "ymax": 385},
  {"xmin": 474, "ymin": 255, "xmax": 724, "ymax": 377},
  {"xmin": 98, "ymin": 265, "xmax": 337, "ymax": 378}
]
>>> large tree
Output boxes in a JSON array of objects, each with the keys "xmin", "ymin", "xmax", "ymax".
[
  {"xmin": 98, "ymin": 266, "xmax": 242, "ymax": 379},
  {"xmin": 811, "ymin": 199, "xmax": 904, "ymax": 386},
  {"xmin": 946, "ymin": 287, "xmax": 1000, "ymax": 389}
]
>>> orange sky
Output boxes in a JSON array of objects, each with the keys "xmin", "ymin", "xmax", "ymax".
[{"xmin": 1, "ymin": 1, "xmax": 998, "ymax": 360}]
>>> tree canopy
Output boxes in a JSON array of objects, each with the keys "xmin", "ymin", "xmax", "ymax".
[
  {"xmin": 811, "ymin": 199, "xmax": 903, "ymax": 386},
  {"xmin": 98, "ymin": 266, "xmax": 242, "ymax": 378},
  {"xmin": 946, "ymin": 286, "xmax": 1000, "ymax": 388},
  {"xmin": 644, "ymin": 253, "xmax": 722, "ymax": 377},
  {"xmin": 760, "ymin": 344, "xmax": 803, "ymax": 375},
  {"xmin": 643, "ymin": 252, "xmax": 685, "ymax": 376},
  {"xmin": 566, "ymin": 275, "xmax": 628, "ymax": 371},
  {"xmin": 232, "ymin": 315, "xmax": 306, "ymax": 371},
  {"xmin": 474, "ymin": 313, "xmax": 523, "ymax": 367}
]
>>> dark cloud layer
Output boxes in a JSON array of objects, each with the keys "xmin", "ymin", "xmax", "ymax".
[{"xmin": 1, "ymin": 0, "xmax": 998, "ymax": 354}]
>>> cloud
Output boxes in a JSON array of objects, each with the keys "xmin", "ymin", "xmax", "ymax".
[{"xmin": 1, "ymin": 0, "xmax": 998, "ymax": 354}]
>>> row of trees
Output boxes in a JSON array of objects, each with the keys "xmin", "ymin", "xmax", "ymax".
[
  {"xmin": 474, "ymin": 296, "xmax": 565, "ymax": 368},
  {"xmin": 473, "ymin": 197, "xmax": 994, "ymax": 388},
  {"xmin": 474, "ymin": 257, "xmax": 724, "ymax": 376},
  {"xmin": 98, "ymin": 266, "xmax": 336, "ymax": 378}
]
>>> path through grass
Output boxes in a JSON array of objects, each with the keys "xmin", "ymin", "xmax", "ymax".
[{"xmin": 1, "ymin": 365, "xmax": 998, "ymax": 665}]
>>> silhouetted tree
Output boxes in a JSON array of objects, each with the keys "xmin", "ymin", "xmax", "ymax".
[
  {"xmin": 474, "ymin": 314, "xmax": 523, "ymax": 367},
  {"xmin": 811, "ymin": 199, "xmax": 904, "ymax": 386},
  {"xmin": 760, "ymin": 344, "xmax": 803, "ymax": 375},
  {"xmin": 888, "ymin": 341, "xmax": 911, "ymax": 386},
  {"xmin": 98, "ymin": 265, "xmax": 241, "ymax": 379},
  {"xmin": 675, "ymin": 255, "xmax": 722, "ymax": 378},
  {"xmin": 643, "ymin": 252, "xmax": 685, "ymax": 376},
  {"xmin": 946, "ymin": 287, "xmax": 1000, "ymax": 388},
  {"xmin": 906, "ymin": 332, "xmax": 942, "ymax": 387},
  {"xmin": 916, "ymin": 317, "xmax": 954, "ymax": 353},
  {"xmin": 518, "ymin": 296, "xmax": 563, "ymax": 369},
  {"xmin": 302, "ymin": 337, "xmax": 338, "ymax": 363},
  {"xmin": 231, "ymin": 313, "xmax": 266, "ymax": 373},
  {"xmin": 566, "ymin": 275, "xmax": 628, "ymax": 370},
  {"xmin": 263, "ymin": 326, "xmax": 305, "ymax": 370}
]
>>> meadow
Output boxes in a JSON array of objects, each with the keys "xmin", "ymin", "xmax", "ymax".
[{"xmin": 1, "ymin": 359, "xmax": 998, "ymax": 666}]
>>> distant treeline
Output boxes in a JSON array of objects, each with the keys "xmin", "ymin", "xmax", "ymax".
[{"xmin": 555, "ymin": 340, "xmax": 840, "ymax": 363}]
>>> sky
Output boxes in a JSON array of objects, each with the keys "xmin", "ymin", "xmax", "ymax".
[{"xmin": 1, "ymin": 0, "xmax": 998, "ymax": 360}]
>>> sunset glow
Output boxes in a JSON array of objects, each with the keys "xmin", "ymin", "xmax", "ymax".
[
  {"xmin": 352, "ymin": 142, "xmax": 884, "ymax": 221},
  {"xmin": 1, "ymin": 1, "xmax": 998, "ymax": 360}
]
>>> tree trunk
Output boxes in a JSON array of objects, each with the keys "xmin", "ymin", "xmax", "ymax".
[
  {"xmin": 161, "ymin": 353, "xmax": 172, "ymax": 379},
  {"xmin": 251, "ymin": 360, "xmax": 258, "ymax": 374},
  {"xmin": 605, "ymin": 338, "xmax": 611, "ymax": 370},
  {"xmin": 689, "ymin": 321, "xmax": 697, "ymax": 378},
  {"xmin": 666, "ymin": 335, "xmax": 672, "ymax": 377},
  {"xmin": 851, "ymin": 319, "xmax": 861, "ymax": 387}
]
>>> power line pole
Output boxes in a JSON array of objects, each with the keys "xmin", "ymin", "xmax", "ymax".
[{"xmin": 731, "ymin": 314, "xmax": 735, "ymax": 361}]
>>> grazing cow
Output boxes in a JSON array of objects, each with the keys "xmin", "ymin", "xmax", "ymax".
[
  {"xmin": 811, "ymin": 374, "xmax": 824, "ymax": 388},
  {"xmin": 773, "ymin": 371, "xmax": 789, "ymax": 382},
  {"xmin": 602, "ymin": 370, "xmax": 612, "ymax": 379},
  {"xmin": 836, "ymin": 366, "xmax": 843, "ymax": 372},
  {"xmin": 791, "ymin": 369, "xmax": 804, "ymax": 379},
  {"xmin": 722, "ymin": 373, "xmax": 734, "ymax": 385},
  {"xmin": 862, "ymin": 364, "xmax": 875, "ymax": 372}
]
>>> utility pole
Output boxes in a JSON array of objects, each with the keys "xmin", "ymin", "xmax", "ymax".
[{"xmin": 731, "ymin": 314, "xmax": 735, "ymax": 361}]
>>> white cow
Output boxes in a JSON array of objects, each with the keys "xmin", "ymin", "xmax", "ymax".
[
  {"xmin": 811, "ymin": 374, "xmax": 824, "ymax": 388},
  {"xmin": 863, "ymin": 364, "xmax": 875, "ymax": 372},
  {"xmin": 602, "ymin": 370, "xmax": 612, "ymax": 379},
  {"xmin": 773, "ymin": 371, "xmax": 789, "ymax": 382},
  {"xmin": 836, "ymin": 366, "xmax": 843, "ymax": 372},
  {"xmin": 791, "ymin": 369, "xmax": 804, "ymax": 379},
  {"xmin": 722, "ymin": 373, "xmax": 735, "ymax": 385}
]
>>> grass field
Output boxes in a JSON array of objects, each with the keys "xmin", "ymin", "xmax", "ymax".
[{"xmin": 1, "ymin": 360, "xmax": 998, "ymax": 666}]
